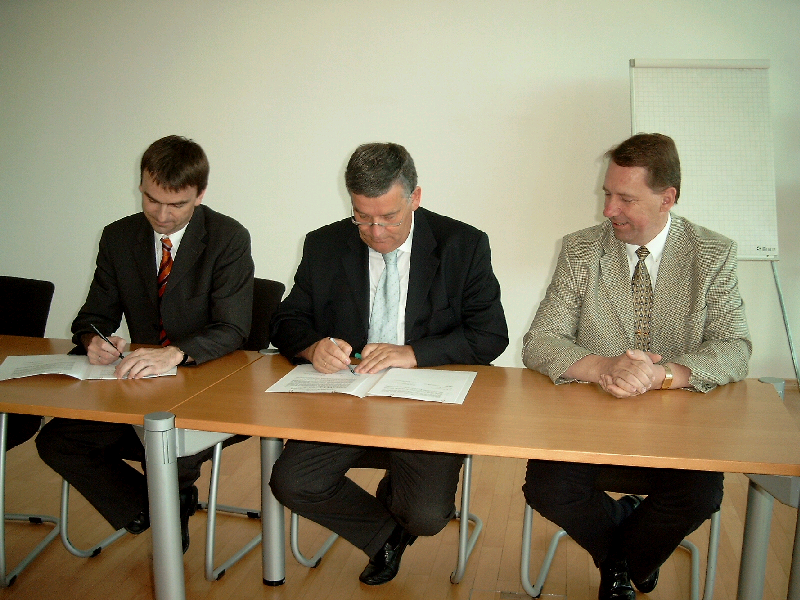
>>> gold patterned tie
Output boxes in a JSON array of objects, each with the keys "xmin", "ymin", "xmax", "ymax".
[{"xmin": 632, "ymin": 246, "xmax": 653, "ymax": 351}]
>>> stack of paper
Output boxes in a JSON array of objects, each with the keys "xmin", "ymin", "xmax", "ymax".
[
  {"xmin": 0, "ymin": 354, "xmax": 177, "ymax": 381},
  {"xmin": 266, "ymin": 364, "xmax": 476, "ymax": 404}
]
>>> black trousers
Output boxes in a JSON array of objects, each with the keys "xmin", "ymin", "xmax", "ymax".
[
  {"xmin": 270, "ymin": 440, "xmax": 464, "ymax": 559},
  {"xmin": 523, "ymin": 460, "xmax": 723, "ymax": 583},
  {"xmin": 35, "ymin": 417, "xmax": 240, "ymax": 530},
  {"xmin": 4, "ymin": 413, "xmax": 43, "ymax": 450}
]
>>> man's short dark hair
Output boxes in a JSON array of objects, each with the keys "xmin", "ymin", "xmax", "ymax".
[
  {"xmin": 345, "ymin": 143, "xmax": 417, "ymax": 198},
  {"xmin": 140, "ymin": 135, "xmax": 210, "ymax": 194},
  {"xmin": 606, "ymin": 133, "xmax": 681, "ymax": 201}
]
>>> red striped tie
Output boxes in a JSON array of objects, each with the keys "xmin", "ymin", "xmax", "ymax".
[{"xmin": 158, "ymin": 237, "xmax": 172, "ymax": 346}]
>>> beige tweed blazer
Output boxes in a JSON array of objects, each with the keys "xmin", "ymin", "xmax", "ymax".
[{"xmin": 522, "ymin": 215, "xmax": 751, "ymax": 392}]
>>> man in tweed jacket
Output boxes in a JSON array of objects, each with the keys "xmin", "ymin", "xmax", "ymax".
[{"xmin": 522, "ymin": 133, "xmax": 750, "ymax": 600}]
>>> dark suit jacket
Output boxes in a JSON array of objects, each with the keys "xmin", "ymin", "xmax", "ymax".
[
  {"xmin": 271, "ymin": 207, "xmax": 508, "ymax": 367},
  {"xmin": 72, "ymin": 204, "xmax": 254, "ymax": 364}
]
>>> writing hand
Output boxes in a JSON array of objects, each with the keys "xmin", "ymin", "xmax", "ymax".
[
  {"xmin": 86, "ymin": 334, "xmax": 126, "ymax": 365},
  {"xmin": 303, "ymin": 338, "xmax": 354, "ymax": 374}
]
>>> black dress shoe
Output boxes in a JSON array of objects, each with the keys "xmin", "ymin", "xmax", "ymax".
[
  {"xmin": 179, "ymin": 485, "xmax": 199, "ymax": 554},
  {"xmin": 618, "ymin": 494, "xmax": 643, "ymax": 519},
  {"xmin": 358, "ymin": 525, "xmax": 417, "ymax": 585},
  {"xmin": 633, "ymin": 567, "xmax": 659, "ymax": 593},
  {"xmin": 124, "ymin": 511, "xmax": 150, "ymax": 535},
  {"xmin": 598, "ymin": 556, "xmax": 635, "ymax": 600}
]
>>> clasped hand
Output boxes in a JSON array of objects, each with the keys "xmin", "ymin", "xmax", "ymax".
[
  {"xmin": 86, "ymin": 335, "xmax": 183, "ymax": 379},
  {"xmin": 598, "ymin": 349, "xmax": 663, "ymax": 398},
  {"xmin": 307, "ymin": 338, "xmax": 417, "ymax": 374}
]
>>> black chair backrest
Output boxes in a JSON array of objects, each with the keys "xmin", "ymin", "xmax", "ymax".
[
  {"xmin": 0, "ymin": 276, "xmax": 56, "ymax": 338},
  {"xmin": 243, "ymin": 278, "xmax": 286, "ymax": 351}
]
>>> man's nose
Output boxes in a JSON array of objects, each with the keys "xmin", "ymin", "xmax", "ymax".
[{"xmin": 603, "ymin": 197, "xmax": 619, "ymax": 218}]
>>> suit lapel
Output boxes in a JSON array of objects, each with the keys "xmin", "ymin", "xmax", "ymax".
[
  {"xmin": 133, "ymin": 216, "xmax": 159, "ymax": 308},
  {"xmin": 405, "ymin": 210, "xmax": 438, "ymax": 340},
  {"xmin": 652, "ymin": 216, "xmax": 689, "ymax": 349},
  {"xmin": 343, "ymin": 228, "xmax": 370, "ymax": 333},
  {"xmin": 598, "ymin": 225, "xmax": 635, "ymax": 346},
  {"xmin": 164, "ymin": 206, "xmax": 206, "ymax": 295}
]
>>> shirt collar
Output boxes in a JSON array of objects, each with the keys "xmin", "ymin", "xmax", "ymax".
[{"xmin": 625, "ymin": 212, "xmax": 671, "ymax": 264}]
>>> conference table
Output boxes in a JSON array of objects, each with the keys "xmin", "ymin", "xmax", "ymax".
[
  {"xmin": 0, "ymin": 335, "xmax": 261, "ymax": 597},
  {"xmin": 3, "ymin": 337, "xmax": 800, "ymax": 600},
  {"xmin": 172, "ymin": 353, "xmax": 800, "ymax": 600}
]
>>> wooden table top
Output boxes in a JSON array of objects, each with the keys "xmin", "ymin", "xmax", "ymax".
[
  {"xmin": 0, "ymin": 336, "xmax": 262, "ymax": 425},
  {"xmin": 172, "ymin": 354, "xmax": 800, "ymax": 476}
]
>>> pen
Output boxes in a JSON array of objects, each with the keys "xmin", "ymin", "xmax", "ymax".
[
  {"xmin": 91, "ymin": 324, "xmax": 124, "ymax": 358},
  {"xmin": 329, "ymin": 337, "xmax": 356, "ymax": 374}
]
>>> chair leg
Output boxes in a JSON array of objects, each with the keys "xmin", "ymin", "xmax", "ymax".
[
  {"xmin": 289, "ymin": 454, "xmax": 482, "ymax": 582},
  {"xmin": 450, "ymin": 454, "xmax": 482, "ymax": 583},
  {"xmin": 290, "ymin": 511, "xmax": 340, "ymax": 567},
  {"xmin": 520, "ymin": 503, "xmax": 568, "ymax": 598},
  {"xmin": 0, "ymin": 415, "xmax": 60, "ymax": 587},
  {"xmin": 59, "ymin": 479, "xmax": 127, "ymax": 558},
  {"xmin": 522, "ymin": 504, "xmax": 721, "ymax": 600},
  {"xmin": 678, "ymin": 508, "xmax": 720, "ymax": 600},
  {"xmin": 198, "ymin": 441, "xmax": 262, "ymax": 581}
]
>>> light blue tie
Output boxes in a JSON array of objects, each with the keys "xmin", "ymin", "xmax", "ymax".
[{"xmin": 368, "ymin": 250, "xmax": 400, "ymax": 344}]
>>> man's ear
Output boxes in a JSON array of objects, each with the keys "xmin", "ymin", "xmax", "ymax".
[
  {"xmin": 410, "ymin": 186, "xmax": 422, "ymax": 210},
  {"xmin": 660, "ymin": 187, "xmax": 677, "ymax": 212}
]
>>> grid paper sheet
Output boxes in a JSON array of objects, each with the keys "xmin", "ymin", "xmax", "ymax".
[{"xmin": 631, "ymin": 64, "xmax": 778, "ymax": 260}]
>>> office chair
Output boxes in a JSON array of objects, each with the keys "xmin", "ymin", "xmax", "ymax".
[
  {"xmin": 197, "ymin": 277, "xmax": 285, "ymax": 580},
  {"xmin": 290, "ymin": 451, "xmax": 483, "ymax": 584},
  {"xmin": 60, "ymin": 278, "xmax": 286, "ymax": 571},
  {"xmin": 520, "ymin": 500, "xmax": 720, "ymax": 600},
  {"xmin": 0, "ymin": 275, "xmax": 60, "ymax": 587}
]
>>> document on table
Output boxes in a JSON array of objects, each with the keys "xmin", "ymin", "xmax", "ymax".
[
  {"xmin": 0, "ymin": 354, "xmax": 177, "ymax": 381},
  {"xmin": 266, "ymin": 364, "xmax": 476, "ymax": 404}
]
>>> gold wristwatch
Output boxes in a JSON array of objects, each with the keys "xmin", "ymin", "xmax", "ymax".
[{"xmin": 661, "ymin": 364, "xmax": 674, "ymax": 389}]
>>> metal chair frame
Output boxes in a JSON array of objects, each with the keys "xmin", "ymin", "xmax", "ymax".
[
  {"xmin": 194, "ymin": 277, "xmax": 285, "ymax": 581},
  {"xmin": 196, "ymin": 441, "xmax": 262, "ymax": 581},
  {"xmin": 520, "ymin": 502, "xmax": 720, "ymax": 599},
  {"xmin": 59, "ymin": 479, "xmax": 127, "ymax": 558},
  {"xmin": 290, "ymin": 454, "xmax": 482, "ymax": 584},
  {"xmin": 0, "ymin": 414, "xmax": 60, "ymax": 587},
  {"xmin": 1, "ymin": 276, "xmax": 59, "ymax": 586}
]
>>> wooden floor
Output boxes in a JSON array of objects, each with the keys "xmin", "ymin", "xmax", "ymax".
[{"xmin": 1, "ymin": 381, "xmax": 798, "ymax": 599}]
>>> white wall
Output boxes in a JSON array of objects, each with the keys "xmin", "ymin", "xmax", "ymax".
[{"xmin": 2, "ymin": 0, "xmax": 798, "ymax": 376}]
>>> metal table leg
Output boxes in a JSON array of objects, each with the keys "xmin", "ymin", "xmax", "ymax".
[
  {"xmin": 144, "ymin": 412, "xmax": 185, "ymax": 600},
  {"xmin": 737, "ymin": 480, "xmax": 774, "ymax": 600},
  {"xmin": 260, "ymin": 437, "xmax": 285, "ymax": 585},
  {"xmin": 789, "ymin": 508, "xmax": 800, "ymax": 600}
]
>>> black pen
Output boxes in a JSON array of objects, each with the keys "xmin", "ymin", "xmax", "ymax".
[{"xmin": 91, "ymin": 324, "xmax": 124, "ymax": 358}]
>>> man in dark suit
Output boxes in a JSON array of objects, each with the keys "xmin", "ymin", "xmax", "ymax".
[
  {"xmin": 269, "ymin": 142, "xmax": 508, "ymax": 585},
  {"xmin": 36, "ymin": 135, "xmax": 254, "ymax": 553}
]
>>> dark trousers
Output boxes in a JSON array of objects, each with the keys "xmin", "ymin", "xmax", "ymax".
[
  {"xmin": 523, "ymin": 460, "xmax": 723, "ymax": 583},
  {"xmin": 4, "ymin": 413, "xmax": 43, "ymax": 450},
  {"xmin": 270, "ymin": 440, "xmax": 463, "ymax": 559},
  {"xmin": 35, "ymin": 417, "xmax": 232, "ymax": 530}
]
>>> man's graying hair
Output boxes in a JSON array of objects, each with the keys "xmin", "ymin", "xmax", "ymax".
[{"xmin": 345, "ymin": 143, "xmax": 417, "ymax": 198}]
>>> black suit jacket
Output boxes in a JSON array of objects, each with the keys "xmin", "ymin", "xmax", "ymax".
[
  {"xmin": 270, "ymin": 207, "xmax": 508, "ymax": 367},
  {"xmin": 72, "ymin": 204, "xmax": 254, "ymax": 364}
]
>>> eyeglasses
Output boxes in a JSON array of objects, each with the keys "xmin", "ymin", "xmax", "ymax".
[{"xmin": 350, "ymin": 204, "xmax": 409, "ymax": 229}]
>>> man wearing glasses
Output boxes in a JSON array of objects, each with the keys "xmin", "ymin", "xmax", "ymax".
[{"xmin": 270, "ymin": 142, "xmax": 508, "ymax": 585}]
